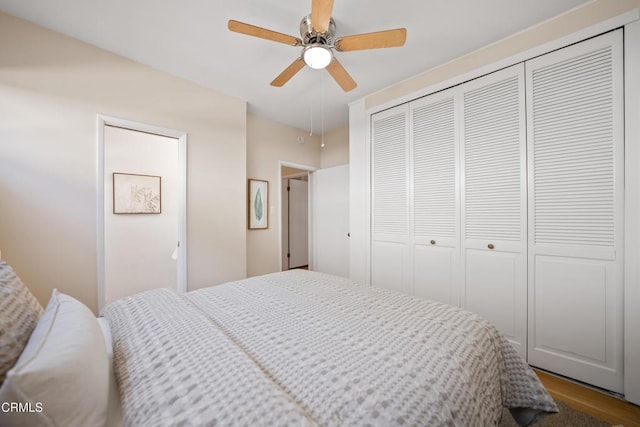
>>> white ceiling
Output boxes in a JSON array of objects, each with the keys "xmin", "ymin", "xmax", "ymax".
[{"xmin": 0, "ymin": 0, "xmax": 589, "ymax": 132}]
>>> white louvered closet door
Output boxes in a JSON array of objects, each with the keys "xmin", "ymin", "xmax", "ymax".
[
  {"xmin": 371, "ymin": 105, "xmax": 411, "ymax": 294},
  {"xmin": 526, "ymin": 30, "xmax": 624, "ymax": 393},
  {"xmin": 411, "ymin": 89, "xmax": 460, "ymax": 305},
  {"xmin": 460, "ymin": 64, "xmax": 527, "ymax": 357}
]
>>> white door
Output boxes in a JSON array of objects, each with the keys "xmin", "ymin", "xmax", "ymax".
[
  {"xmin": 104, "ymin": 125, "xmax": 179, "ymax": 304},
  {"xmin": 281, "ymin": 178, "xmax": 289, "ymax": 269},
  {"xmin": 288, "ymin": 178, "xmax": 308, "ymax": 268},
  {"xmin": 312, "ymin": 165, "xmax": 349, "ymax": 277},
  {"xmin": 410, "ymin": 88, "xmax": 460, "ymax": 306},
  {"xmin": 459, "ymin": 64, "xmax": 528, "ymax": 357},
  {"xmin": 371, "ymin": 105, "xmax": 411, "ymax": 294},
  {"xmin": 526, "ymin": 30, "xmax": 624, "ymax": 393}
]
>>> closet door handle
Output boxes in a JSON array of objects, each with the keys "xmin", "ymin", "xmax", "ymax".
[
  {"xmin": 430, "ymin": 240, "xmax": 436, "ymax": 245},
  {"xmin": 487, "ymin": 243, "xmax": 495, "ymax": 250}
]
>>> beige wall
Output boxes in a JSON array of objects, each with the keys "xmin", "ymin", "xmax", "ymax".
[
  {"xmin": 367, "ymin": 0, "xmax": 640, "ymax": 109},
  {"xmin": 320, "ymin": 124, "xmax": 349, "ymax": 168},
  {"xmin": 282, "ymin": 166, "xmax": 307, "ymax": 177},
  {"xmin": 246, "ymin": 114, "xmax": 321, "ymax": 277},
  {"xmin": 0, "ymin": 12, "xmax": 248, "ymax": 313}
]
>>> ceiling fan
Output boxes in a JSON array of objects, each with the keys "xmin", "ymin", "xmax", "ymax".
[{"xmin": 228, "ymin": 0, "xmax": 407, "ymax": 92}]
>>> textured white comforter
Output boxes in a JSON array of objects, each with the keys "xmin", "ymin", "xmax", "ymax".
[{"xmin": 103, "ymin": 270, "xmax": 557, "ymax": 426}]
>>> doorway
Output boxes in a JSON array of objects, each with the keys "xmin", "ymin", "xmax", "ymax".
[
  {"xmin": 97, "ymin": 116, "xmax": 187, "ymax": 309},
  {"xmin": 282, "ymin": 166, "xmax": 309, "ymax": 270}
]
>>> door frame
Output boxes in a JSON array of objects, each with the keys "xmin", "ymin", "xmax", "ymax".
[
  {"xmin": 624, "ymin": 18, "xmax": 640, "ymax": 405},
  {"xmin": 278, "ymin": 161, "xmax": 316, "ymax": 271},
  {"xmin": 96, "ymin": 115, "xmax": 187, "ymax": 310}
]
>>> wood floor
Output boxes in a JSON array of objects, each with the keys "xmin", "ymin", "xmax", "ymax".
[{"xmin": 534, "ymin": 370, "xmax": 640, "ymax": 427}]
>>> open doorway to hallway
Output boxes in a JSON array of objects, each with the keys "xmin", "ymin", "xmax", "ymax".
[{"xmin": 281, "ymin": 166, "xmax": 309, "ymax": 270}]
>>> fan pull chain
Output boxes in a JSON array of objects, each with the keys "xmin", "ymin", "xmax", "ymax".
[
  {"xmin": 309, "ymin": 99, "xmax": 313, "ymax": 136},
  {"xmin": 321, "ymin": 73, "xmax": 325, "ymax": 148}
]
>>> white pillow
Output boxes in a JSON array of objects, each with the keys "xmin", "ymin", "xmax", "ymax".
[{"xmin": 0, "ymin": 289, "xmax": 109, "ymax": 427}]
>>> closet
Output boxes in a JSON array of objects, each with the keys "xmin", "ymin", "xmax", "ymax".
[
  {"xmin": 526, "ymin": 31, "xmax": 623, "ymax": 393},
  {"xmin": 370, "ymin": 30, "xmax": 623, "ymax": 392}
]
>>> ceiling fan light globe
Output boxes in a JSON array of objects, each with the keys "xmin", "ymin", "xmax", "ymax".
[{"xmin": 303, "ymin": 45, "xmax": 333, "ymax": 69}]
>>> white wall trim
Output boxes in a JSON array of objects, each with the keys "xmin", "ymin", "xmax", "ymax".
[
  {"xmin": 361, "ymin": 9, "xmax": 639, "ymax": 117},
  {"xmin": 277, "ymin": 161, "xmax": 316, "ymax": 272},
  {"xmin": 96, "ymin": 115, "xmax": 188, "ymax": 310},
  {"xmin": 624, "ymin": 19, "xmax": 640, "ymax": 406}
]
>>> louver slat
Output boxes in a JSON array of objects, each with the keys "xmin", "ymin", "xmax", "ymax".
[
  {"xmin": 464, "ymin": 77, "xmax": 521, "ymax": 241},
  {"xmin": 372, "ymin": 111, "xmax": 408, "ymax": 235},
  {"xmin": 532, "ymin": 47, "xmax": 614, "ymax": 247},
  {"xmin": 413, "ymin": 97, "xmax": 456, "ymax": 238}
]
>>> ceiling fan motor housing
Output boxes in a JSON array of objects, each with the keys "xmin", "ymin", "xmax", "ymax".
[{"xmin": 300, "ymin": 14, "xmax": 336, "ymax": 45}]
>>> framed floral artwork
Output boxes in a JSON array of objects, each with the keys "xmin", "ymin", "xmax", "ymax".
[{"xmin": 113, "ymin": 172, "xmax": 161, "ymax": 214}]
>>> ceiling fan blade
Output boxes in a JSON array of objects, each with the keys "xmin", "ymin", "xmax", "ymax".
[
  {"xmin": 311, "ymin": 0, "xmax": 334, "ymax": 33},
  {"xmin": 271, "ymin": 58, "xmax": 306, "ymax": 87},
  {"xmin": 334, "ymin": 28, "xmax": 407, "ymax": 52},
  {"xmin": 228, "ymin": 20, "xmax": 302, "ymax": 46},
  {"xmin": 326, "ymin": 58, "xmax": 357, "ymax": 92}
]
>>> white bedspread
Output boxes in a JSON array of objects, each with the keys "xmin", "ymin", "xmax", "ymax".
[{"xmin": 103, "ymin": 270, "xmax": 557, "ymax": 426}]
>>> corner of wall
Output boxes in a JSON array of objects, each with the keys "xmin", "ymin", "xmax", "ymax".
[
  {"xmin": 246, "ymin": 114, "xmax": 321, "ymax": 277},
  {"xmin": 320, "ymin": 124, "xmax": 350, "ymax": 168}
]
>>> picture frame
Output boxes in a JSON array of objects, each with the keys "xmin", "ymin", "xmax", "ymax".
[
  {"xmin": 248, "ymin": 179, "xmax": 268, "ymax": 229},
  {"xmin": 113, "ymin": 172, "xmax": 162, "ymax": 214}
]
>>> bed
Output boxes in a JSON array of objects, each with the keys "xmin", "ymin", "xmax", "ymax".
[{"xmin": 0, "ymin": 262, "xmax": 557, "ymax": 426}]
